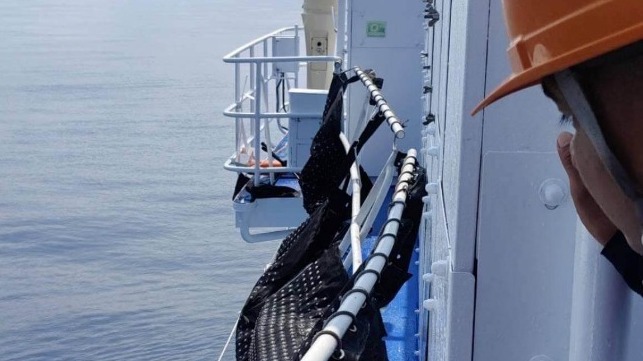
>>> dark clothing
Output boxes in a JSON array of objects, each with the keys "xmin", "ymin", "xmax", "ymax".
[{"xmin": 601, "ymin": 232, "xmax": 643, "ymax": 296}]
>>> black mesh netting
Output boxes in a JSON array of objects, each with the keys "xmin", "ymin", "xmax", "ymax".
[
  {"xmin": 235, "ymin": 195, "xmax": 351, "ymax": 361},
  {"xmin": 235, "ymin": 194, "xmax": 389, "ymax": 361},
  {"xmin": 235, "ymin": 70, "xmax": 425, "ymax": 361},
  {"xmin": 299, "ymin": 72, "xmax": 384, "ymax": 215}
]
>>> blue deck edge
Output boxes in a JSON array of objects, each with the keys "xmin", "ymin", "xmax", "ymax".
[{"xmin": 360, "ymin": 187, "xmax": 419, "ymax": 361}]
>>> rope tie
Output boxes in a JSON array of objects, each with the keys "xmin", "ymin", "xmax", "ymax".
[
  {"xmin": 356, "ymin": 268, "xmax": 381, "ymax": 283},
  {"xmin": 366, "ymin": 252, "xmax": 389, "ymax": 264},
  {"xmin": 388, "ymin": 200, "xmax": 406, "ymax": 211},
  {"xmin": 313, "ymin": 330, "xmax": 343, "ymax": 359},
  {"xmin": 381, "ymin": 218, "xmax": 402, "ymax": 231},
  {"xmin": 324, "ymin": 310, "xmax": 356, "ymax": 328}
]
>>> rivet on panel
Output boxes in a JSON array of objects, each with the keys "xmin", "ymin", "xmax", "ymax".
[
  {"xmin": 422, "ymin": 299, "xmax": 438, "ymax": 311},
  {"xmin": 422, "ymin": 273, "xmax": 434, "ymax": 284},
  {"xmin": 539, "ymin": 178, "xmax": 567, "ymax": 210}
]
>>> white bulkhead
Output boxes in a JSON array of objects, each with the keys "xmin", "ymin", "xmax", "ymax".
[
  {"xmin": 404, "ymin": 0, "xmax": 643, "ymax": 360},
  {"xmin": 340, "ymin": 0, "xmax": 643, "ymax": 360}
]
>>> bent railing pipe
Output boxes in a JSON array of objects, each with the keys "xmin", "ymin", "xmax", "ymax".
[
  {"xmin": 354, "ymin": 67, "xmax": 406, "ymax": 140},
  {"xmin": 338, "ymin": 132, "xmax": 363, "ymax": 273},
  {"xmin": 301, "ymin": 149, "xmax": 417, "ymax": 361}
]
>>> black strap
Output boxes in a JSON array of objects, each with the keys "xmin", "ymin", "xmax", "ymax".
[
  {"xmin": 366, "ymin": 252, "xmax": 389, "ymax": 264},
  {"xmin": 342, "ymin": 112, "xmax": 387, "ymax": 169},
  {"xmin": 404, "ymin": 155, "xmax": 418, "ymax": 164},
  {"xmin": 393, "ymin": 186, "xmax": 410, "ymax": 199},
  {"xmin": 399, "ymin": 169, "xmax": 416, "ymax": 179},
  {"xmin": 356, "ymin": 268, "xmax": 381, "ymax": 283},
  {"xmin": 388, "ymin": 200, "xmax": 406, "ymax": 211},
  {"xmin": 342, "ymin": 287, "xmax": 371, "ymax": 300},
  {"xmin": 324, "ymin": 310, "xmax": 357, "ymax": 327},
  {"xmin": 601, "ymin": 231, "xmax": 643, "ymax": 297},
  {"xmin": 313, "ymin": 330, "xmax": 343, "ymax": 354},
  {"xmin": 382, "ymin": 218, "xmax": 402, "ymax": 231}
]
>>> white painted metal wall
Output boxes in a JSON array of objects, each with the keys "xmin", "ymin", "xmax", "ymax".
[
  {"xmin": 345, "ymin": 0, "xmax": 425, "ymax": 175},
  {"xmin": 420, "ymin": 0, "xmax": 643, "ymax": 360}
]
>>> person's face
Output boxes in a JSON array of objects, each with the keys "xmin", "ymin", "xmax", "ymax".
[
  {"xmin": 548, "ymin": 51, "xmax": 643, "ymax": 251},
  {"xmin": 569, "ymin": 122, "xmax": 642, "ymax": 252}
]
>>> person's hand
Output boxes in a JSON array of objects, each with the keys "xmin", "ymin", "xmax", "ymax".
[{"xmin": 557, "ymin": 132, "xmax": 618, "ymax": 245}]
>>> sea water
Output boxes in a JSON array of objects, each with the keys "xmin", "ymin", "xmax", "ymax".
[{"xmin": 0, "ymin": 0, "xmax": 300, "ymax": 359}]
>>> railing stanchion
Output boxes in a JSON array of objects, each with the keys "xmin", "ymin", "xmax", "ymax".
[
  {"xmin": 294, "ymin": 25, "xmax": 300, "ymax": 88},
  {"xmin": 253, "ymin": 60, "xmax": 262, "ymax": 186}
]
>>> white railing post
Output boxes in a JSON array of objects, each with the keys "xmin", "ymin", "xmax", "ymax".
[
  {"xmin": 253, "ymin": 59, "xmax": 262, "ymax": 186},
  {"xmin": 338, "ymin": 132, "xmax": 363, "ymax": 272},
  {"xmin": 294, "ymin": 25, "xmax": 300, "ymax": 88}
]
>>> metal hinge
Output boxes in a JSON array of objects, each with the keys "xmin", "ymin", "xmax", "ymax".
[{"xmin": 424, "ymin": 3, "xmax": 440, "ymax": 27}]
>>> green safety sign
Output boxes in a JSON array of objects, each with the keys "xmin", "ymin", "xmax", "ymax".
[{"xmin": 366, "ymin": 21, "xmax": 386, "ymax": 38}]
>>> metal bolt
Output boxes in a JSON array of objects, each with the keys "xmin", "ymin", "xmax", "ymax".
[
  {"xmin": 423, "ymin": 299, "xmax": 438, "ymax": 311},
  {"xmin": 539, "ymin": 178, "xmax": 567, "ymax": 210}
]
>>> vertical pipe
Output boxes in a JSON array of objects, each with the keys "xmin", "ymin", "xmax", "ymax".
[
  {"xmin": 294, "ymin": 25, "xmax": 300, "ymax": 88},
  {"xmin": 249, "ymin": 48, "xmax": 256, "ymax": 114},
  {"xmin": 336, "ymin": 0, "xmax": 346, "ymax": 57},
  {"xmin": 339, "ymin": 132, "xmax": 362, "ymax": 272},
  {"xmin": 263, "ymin": 39, "xmax": 269, "ymax": 81},
  {"xmin": 261, "ymin": 39, "xmax": 275, "ymax": 183},
  {"xmin": 253, "ymin": 61, "xmax": 262, "ymax": 186},
  {"xmin": 234, "ymin": 61, "xmax": 241, "ymax": 162}
]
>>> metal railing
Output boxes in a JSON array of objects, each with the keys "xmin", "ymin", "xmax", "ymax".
[
  {"xmin": 354, "ymin": 67, "xmax": 405, "ymax": 140},
  {"xmin": 301, "ymin": 149, "xmax": 418, "ymax": 361},
  {"xmin": 222, "ymin": 26, "xmax": 342, "ymax": 185}
]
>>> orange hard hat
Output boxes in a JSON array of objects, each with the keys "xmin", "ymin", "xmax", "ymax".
[{"xmin": 472, "ymin": 0, "xmax": 643, "ymax": 114}]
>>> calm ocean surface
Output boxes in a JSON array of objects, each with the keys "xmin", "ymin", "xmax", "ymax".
[{"xmin": 0, "ymin": 1, "xmax": 300, "ymax": 359}]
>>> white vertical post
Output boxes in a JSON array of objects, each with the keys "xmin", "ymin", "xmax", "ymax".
[
  {"xmin": 339, "ymin": 132, "xmax": 362, "ymax": 272},
  {"xmin": 253, "ymin": 60, "xmax": 262, "ymax": 186},
  {"xmin": 294, "ymin": 25, "xmax": 300, "ymax": 88},
  {"xmin": 234, "ymin": 61, "xmax": 241, "ymax": 164},
  {"xmin": 568, "ymin": 222, "xmax": 631, "ymax": 361}
]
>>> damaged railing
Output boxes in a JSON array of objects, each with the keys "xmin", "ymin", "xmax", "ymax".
[
  {"xmin": 301, "ymin": 149, "xmax": 418, "ymax": 361},
  {"xmin": 341, "ymin": 67, "xmax": 407, "ymax": 272},
  {"xmin": 354, "ymin": 67, "xmax": 405, "ymax": 140}
]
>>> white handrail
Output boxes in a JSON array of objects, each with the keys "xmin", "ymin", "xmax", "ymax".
[
  {"xmin": 341, "ymin": 151, "xmax": 397, "ymax": 269},
  {"xmin": 354, "ymin": 67, "xmax": 405, "ymax": 139},
  {"xmin": 223, "ymin": 26, "xmax": 295, "ymax": 60},
  {"xmin": 225, "ymin": 55, "xmax": 341, "ymax": 64},
  {"xmin": 301, "ymin": 149, "xmax": 418, "ymax": 361}
]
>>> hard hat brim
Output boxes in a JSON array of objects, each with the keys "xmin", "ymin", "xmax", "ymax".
[{"xmin": 472, "ymin": 23, "xmax": 643, "ymax": 116}]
